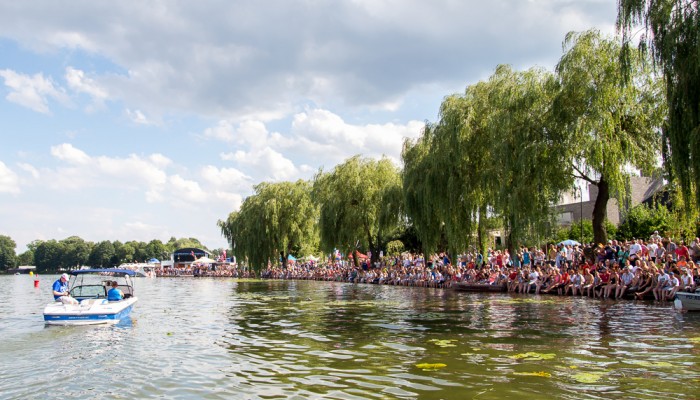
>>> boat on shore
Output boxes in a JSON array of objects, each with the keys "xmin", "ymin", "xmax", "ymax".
[
  {"xmin": 43, "ymin": 269, "xmax": 138, "ymax": 326},
  {"xmin": 674, "ymin": 291, "xmax": 700, "ymax": 311},
  {"xmin": 118, "ymin": 263, "xmax": 156, "ymax": 278}
]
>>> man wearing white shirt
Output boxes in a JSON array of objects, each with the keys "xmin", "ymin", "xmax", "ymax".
[
  {"xmin": 648, "ymin": 240, "xmax": 659, "ymax": 263},
  {"xmin": 629, "ymin": 239, "xmax": 642, "ymax": 260}
]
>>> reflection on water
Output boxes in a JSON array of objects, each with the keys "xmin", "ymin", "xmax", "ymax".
[{"xmin": 2, "ymin": 275, "xmax": 700, "ymax": 399}]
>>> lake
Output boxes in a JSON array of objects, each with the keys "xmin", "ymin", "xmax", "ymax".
[{"xmin": 2, "ymin": 274, "xmax": 700, "ymax": 399}]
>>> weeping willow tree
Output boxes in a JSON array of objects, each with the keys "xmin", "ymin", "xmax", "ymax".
[
  {"xmin": 402, "ymin": 65, "xmax": 569, "ymax": 255},
  {"xmin": 313, "ymin": 155, "xmax": 402, "ymax": 266},
  {"xmin": 554, "ymin": 30, "xmax": 665, "ymax": 244},
  {"xmin": 617, "ymin": 0, "xmax": 700, "ymax": 208},
  {"xmin": 402, "ymin": 131, "xmax": 443, "ymax": 256},
  {"xmin": 217, "ymin": 179, "xmax": 317, "ymax": 270},
  {"xmin": 485, "ymin": 65, "xmax": 568, "ymax": 250}
]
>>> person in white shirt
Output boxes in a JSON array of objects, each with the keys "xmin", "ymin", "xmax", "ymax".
[
  {"xmin": 663, "ymin": 272, "xmax": 680, "ymax": 301},
  {"xmin": 616, "ymin": 266, "xmax": 635, "ymax": 299},
  {"xmin": 629, "ymin": 239, "xmax": 642, "ymax": 260},
  {"xmin": 648, "ymin": 240, "xmax": 659, "ymax": 263}
]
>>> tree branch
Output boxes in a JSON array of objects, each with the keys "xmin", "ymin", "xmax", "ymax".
[{"xmin": 571, "ymin": 164, "xmax": 597, "ymax": 185}]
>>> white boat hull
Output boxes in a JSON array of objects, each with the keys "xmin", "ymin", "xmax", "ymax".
[
  {"xmin": 43, "ymin": 297, "xmax": 138, "ymax": 325},
  {"xmin": 674, "ymin": 292, "xmax": 700, "ymax": 311}
]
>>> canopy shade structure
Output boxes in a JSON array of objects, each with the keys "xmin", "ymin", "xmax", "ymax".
[
  {"xmin": 558, "ymin": 240, "xmax": 581, "ymax": 246},
  {"xmin": 193, "ymin": 256, "xmax": 217, "ymax": 264}
]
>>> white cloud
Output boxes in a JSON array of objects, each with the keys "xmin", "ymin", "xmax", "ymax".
[
  {"xmin": 125, "ymin": 108, "xmax": 154, "ymax": 125},
  {"xmin": 0, "ymin": 1, "xmax": 616, "ymax": 119},
  {"xmin": 17, "ymin": 162, "xmax": 40, "ymax": 179},
  {"xmin": 288, "ymin": 108, "xmax": 424, "ymax": 165},
  {"xmin": 200, "ymin": 165, "xmax": 250, "ymax": 187},
  {"xmin": 232, "ymin": 147, "xmax": 298, "ymax": 182},
  {"xmin": 0, "ymin": 69, "xmax": 68, "ymax": 114},
  {"xmin": 0, "ymin": 161, "xmax": 20, "ymax": 194},
  {"xmin": 168, "ymin": 175, "xmax": 206, "ymax": 203},
  {"xmin": 202, "ymin": 120, "xmax": 235, "ymax": 142},
  {"xmin": 51, "ymin": 143, "xmax": 90, "ymax": 165},
  {"xmin": 65, "ymin": 66, "xmax": 108, "ymax": 103}
]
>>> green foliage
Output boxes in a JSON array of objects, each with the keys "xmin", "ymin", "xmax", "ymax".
[
  {"xmin": 554, "ymin": 29, "xmax": 664, "ymax": 243},
  {"xmin": 34, "ymin": 240, "xmax": 64, "ymax": 273},
  {"xmin": 16, "ymin": 250, "xmax": 33, "ymax": 266},
  {"xmin": 385, "ymin": 240, "xmax": 404, "ymax": 257},
  {"xmin": 220, "ymin": 180, "xmax": 317, "ymax": 270},
  {"xmin": 59, "ymin": 236, "xmax": 92, "ymax": 268},
  {"xmin": 402, "ymin": 65, "xmax": 569, "ymax": 254},
  {"xmin": 88, "ymin": 241, "xmax": 115, "ymax": 268},
  {"xmin": 144, "ymin": 239, "xmax": 168, "ymax": 261},
  {"xmin": 618, "ymin": 0, "xmax": 700, "ymax": 208},
  {"xmin": 0, "ymin": 235, "xmax": 17, "ymax": 269},
  {"xmin": 313, "ymin": 156, "xmax": 402, "ymax": 264},
  {"xmin": 166, "ymin": 237, "xmax": 207, "ymax": 252},
  {"xmin": 553, "ymin": 219, "xmax": 594, "ymax": 245},
  {"xmin": 617, "ymin": 204, "xmax": 671, "ymax": 240}
]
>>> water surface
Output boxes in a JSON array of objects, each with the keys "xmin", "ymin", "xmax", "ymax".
[{"xmin": 2, "ymin": 274, "xmax": 700, "ymax": 399}]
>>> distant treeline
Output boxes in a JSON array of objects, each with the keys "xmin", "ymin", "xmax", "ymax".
[{"xmin": 0, "ymin": 235, "xmax": 220, "ymax": 273}]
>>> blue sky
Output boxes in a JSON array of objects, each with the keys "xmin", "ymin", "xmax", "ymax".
[{"xmin": 0, "ymin": 1, "xmax": 616, "ymax": 253}]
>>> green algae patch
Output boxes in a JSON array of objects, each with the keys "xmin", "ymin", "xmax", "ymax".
[
  {"xmin": 627, "ymin": 360, "xmax": 674, "ymax": 368},
  {"xmin": 509, "ymin": 352, "xmax": 556, "ymax": 361},
  {"xmin": 688, "ymin": 337, "xmax": 700, "ymax": 344},
  {"xmin": 428, "ymin": 339, "xmax": 457, "ymax": 348},
  {"xmin": 571, "ymin": 372, "xmax": 604, "ymax": 383},
  {"xmin": 513, "ymin": 371, "xmax": 551, "ymax": 378},
  {"xmin": 416, "ymin": 363, "xmax": 447, "ymax": 371}
]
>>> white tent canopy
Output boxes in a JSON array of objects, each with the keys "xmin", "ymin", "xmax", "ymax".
[
  {"xmin": 193, "ymin": 256, "xmax": 217, "ymax": 264},
  {"xmin": 304, "ymin": 255, "xmax": 319, "ymax": 262}
]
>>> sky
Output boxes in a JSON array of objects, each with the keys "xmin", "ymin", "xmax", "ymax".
[{"xmin": 0, "ymin": 0, "xmax": 617, "ymax": 253}]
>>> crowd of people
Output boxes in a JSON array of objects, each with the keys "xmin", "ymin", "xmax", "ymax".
[
  {"xmin": 260, "ymin": 233, "xmax": 700, "ymax": 301},
  {"xmin": 154, "ymin": 264, "xmax": 257, "ymax": 278}
]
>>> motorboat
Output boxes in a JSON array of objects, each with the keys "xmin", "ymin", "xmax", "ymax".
[
  {"xmin": 674, "ymin": 291, "xmax": 700, "ymax": 311},
  {"xmin": 43, "ymin": 268, "xmax": 138, "ymax": 325},
  {"xmin": 117, "ymin": 262, "xmax": 156, "ymax": 277}
]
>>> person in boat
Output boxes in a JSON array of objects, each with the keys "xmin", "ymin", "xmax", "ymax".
[
  {"xmin": 52, "ymin": 273, "xmax": 78, "ymax": 304},
  {"xmin": 107, "ymin": 281, "xmax": 124, "ymax": 301}
]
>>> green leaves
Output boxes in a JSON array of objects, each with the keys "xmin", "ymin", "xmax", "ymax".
[
  {"xmin": 221, "ymin": 180, "xmax": 317, "ymax": 270},
  {"xmin": 402, "ymin": 65, "xmax": 569, "ymax": 253},
  {"xmin": 313, "ymin": 156, "xmax": 402, "ymax": 260},
  {"xmin": 618, "ymin": 0, "xmax": 700, "ymax": 208}
]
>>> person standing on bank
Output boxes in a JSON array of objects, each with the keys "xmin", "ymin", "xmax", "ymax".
[
  {"xmin": 107, "ymin": 281, "xmax": 124, "ymax": 301},
  {"xmin": 52, "ymin": 273, "xmax": 78, "ymax": 304}
]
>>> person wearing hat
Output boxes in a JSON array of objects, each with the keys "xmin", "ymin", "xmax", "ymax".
[{"xmin": 52, "ymin": 273, "xmax": 78, "ymax": 304}]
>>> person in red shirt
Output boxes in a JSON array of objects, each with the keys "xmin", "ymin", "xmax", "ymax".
[
  {"xmin": 675, "ymin": 241, "xmax": 690, "ymax": 261},
  {"xmin": 557, "ymin": 269, "xmax": 571, "ymax": 295}
]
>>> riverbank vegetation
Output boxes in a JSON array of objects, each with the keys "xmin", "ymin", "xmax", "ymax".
[{"xmin": 0, "ymin": 235, "xmax": 213, "ymax": 273}]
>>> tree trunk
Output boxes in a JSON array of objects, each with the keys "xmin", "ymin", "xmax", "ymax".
[
  {"xmin": 477, "ymin": 205, "xmax": 486, "ymax": 266},
  {"xmin": 281, "ymin": 251, "xmax": 287, "ymax": 269},
  {"xmin": 592, "ymin": 176, "xmax": 609, "ymax": 245}
]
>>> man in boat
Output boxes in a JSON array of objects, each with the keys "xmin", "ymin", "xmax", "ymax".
[
  {"xmin": 107, "ymin": 281, "xmax": 124, "ymax": 301},
  {"xmin": 52, "ymin": 273, "xmax": 78, "ymax": 304}
]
